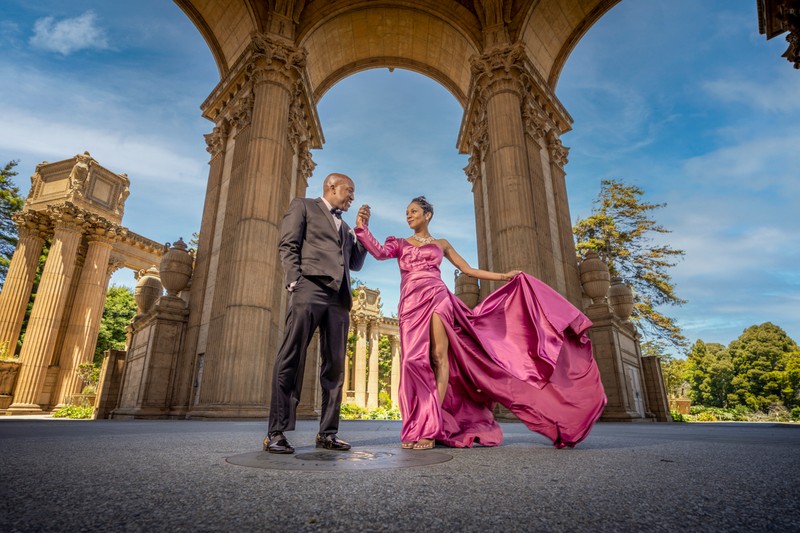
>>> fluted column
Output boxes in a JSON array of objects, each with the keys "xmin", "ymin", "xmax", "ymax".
[
  {"xmin": 472, "ymin": 45, "xmax": 539, "ymax": 278},
  {"xmin": 547, "ymin": 131, "xmax": 583, "ymax": 306},
  {"xmin": 52, "ymin": 232, "xmax": 116, "ymax": 406},
  {"xmin": 0, "ymin": 213, "xmax": 48, "ymax": 355},
  {"xmin": 196, "ymin": 35, "xmax": 312, "ymax": 415},
  {"xmin": 9, "ymin": 211, "xmax": 83, "ymax": 412},
  {"xmin": 389, "ymin": 336, "xmax": 400, "ymax": 408},
  {"xmin": 367, "ymin": 322, "xmax": 380, "ymax": 409},
  {"xmin": 174, "ymin": 124, "xmax": 228, "ymax": 415},
  {"xmin": 354, "ymin": 319, "xmax": 367, "ymax": 407},
  {"xmin": 343, "ymin": 335, "xmax": 351, "ymax": 396}
]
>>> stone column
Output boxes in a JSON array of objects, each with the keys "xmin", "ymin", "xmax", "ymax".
[
  {"xmin": 0, "ymin": 213, "xmax": 47, "ymax": 355},
  {"xmin": 547, "ymin": 131, "xmax": 583, "ymax": 306},
  {"xmin": 389, "ymin": 335, "xmax": 400, "ymax": 408},
  {"xmin": 343, "ymin": 335, "xmax": 351, "ymax": 398},
  {"xmin": 196, "ymin": 35, "xmax": 311, "ymax": 416},
  {"xmin": 8, "ymin": 209, "xmax": 83, "ymax": 413},
  {"xmin": 465, "ymin": 151, "xmax": 492, "ymax": 301},
  {"xmin": 353, "ymin": 318, "xmax": 367, "ymax": 407},
  {"xmin": 172, "ymin": 123, "xmax": 228, "ymax": 416},
  {"xmin": 51, "ymin": 231, "xmax": 116, "ymax": 406},
  {"xmin": 471, "ymin": 44, "xmax": 540, "ymax": 278},
  {"xmin": 367, "ymin": 322, "xmax": 380, "ymax": 409},
  {"xmin": 521, "ymin": 104, "xmax": 559, "ymax": 291}
]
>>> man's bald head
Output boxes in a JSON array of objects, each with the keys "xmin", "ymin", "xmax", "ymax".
[{"xmin": 323, "ymin": 173, "xmax": 355, "ymax": 211}]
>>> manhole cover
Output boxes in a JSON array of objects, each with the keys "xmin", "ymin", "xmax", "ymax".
[{"xmin": 226, "ymin": 446, "xmax": 453, "ymax": 471}]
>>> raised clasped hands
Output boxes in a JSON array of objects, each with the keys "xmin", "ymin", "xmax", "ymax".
[{"xmin": 356, "ymin": 204, "xmax": 371, "ymax": 228}]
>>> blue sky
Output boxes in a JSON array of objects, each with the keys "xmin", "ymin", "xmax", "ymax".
[{"xmin": 1, "ymin": 1, "xmax": 798, "ymax": 353}]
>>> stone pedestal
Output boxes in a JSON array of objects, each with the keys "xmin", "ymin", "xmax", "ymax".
[
  {"xmin": 642, "ymin": 356, "xmax": 672, "ymax": 422},
  {"xmin": 94, "ymin": 349, "xmax": 127, "ymax": 419},
  {"xmin": 586, "ymin": 303, "xmax": 653, "ymax": 422},
  {"xmin": 112, "ymin": 296, "xmax": 189, "ymax": 419}
]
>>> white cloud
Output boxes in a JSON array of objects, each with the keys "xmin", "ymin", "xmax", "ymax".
[
  {"xmin": 702, "ymin": 71, "xmax": 800, "ymax": 112},
  {"xmin": 29, "ymin": 11, "xmax": 109, "ymax": 55}
]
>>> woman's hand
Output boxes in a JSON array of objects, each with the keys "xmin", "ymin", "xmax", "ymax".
[
  {"xmin": 356, "ymin": 204, "xmax": 371, "ymax": 228},
  {"xmin": 501, "ymin": 270, "xmax": 523, "ymax": 281}
]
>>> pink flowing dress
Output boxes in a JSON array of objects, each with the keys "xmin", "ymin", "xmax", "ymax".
[{"xmin": 354, "ymin": 226, "xmax": 607, "ymax": 448}]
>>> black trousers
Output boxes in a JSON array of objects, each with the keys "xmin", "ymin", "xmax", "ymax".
[{"xmin": 268, "ymin": 276, "xmax": 350, "ymax": 435}]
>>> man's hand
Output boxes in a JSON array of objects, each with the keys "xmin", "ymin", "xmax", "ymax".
[{"xmin": 356, "ymin": 204, "xmax": 371, "ymax": 228}]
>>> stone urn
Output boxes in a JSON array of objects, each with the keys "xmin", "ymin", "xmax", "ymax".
[
  {"xmin": 135, "ymin": 266, "xmax": 162, "ymax": 315},
  {"xmin": 160, "ymin": 238, "xmax": 194, "ymax": 297},
  {"xmin": 608, "ymin": 277, "xmax": 634, "ymax": 321},
  {"xmin": 579, "ymin": 251, "xmax": 611, "ymax": 303},
  {"xmin": 454, "ymin": 272, "xmax": 480, "ymax": 309}
]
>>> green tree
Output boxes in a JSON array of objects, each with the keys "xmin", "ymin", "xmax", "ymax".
[
  {"xmin": 94, "ymin": 285, "xmax": 137, "ymax": 364},
  {"xmin": 573, "ymin": 179, "xmax": 686, "ymax": 347},
  {"xmin": 727, "ymin": 323, "xmax": 799, "ymax": 411},
  {"xmin": 686, "ymin": 340, "xmax": 732, "ymax": 407},
  {"xmin": 0, "ymin": 160, "xmax": 26, "ymax": 285}
]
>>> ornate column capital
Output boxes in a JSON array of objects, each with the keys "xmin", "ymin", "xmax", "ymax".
[
  {"xmin": 12, "ymin": 211, "xmax": 51, "ymax": 241},
  {"xmin": 47, "ymin": 203, "xmax": 86, "ymax": 234},
  {"xmin": 464, "ymin": 155, "xmax": 481, "ymax": 185},
  {"xmin": 469, "ymin": 42, "xmax": 529, "ymax": 98},
  {"xmin": 107, "ymin": 254, "xmax": 127, "ymax": 277},
  {"xmin": 522, "ymin": 100, "xmax": 548, "ymax": 148},
  {"xmin": 249, "ymin": 33, "xmax": 308, "ymax": 88},
  {"xmin": 546, "ymin": 130, "xmax": 570, "ymax": 169},
  {"xmin": 204, "ymin": 124, "xmax": 228, "ymax": 158}
]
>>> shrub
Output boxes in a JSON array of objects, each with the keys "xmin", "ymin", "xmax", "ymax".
[
  {"xmin": 51, "ymin": 405, "xmax": 93, "ymax": 419},
  {"xmin": 670, "ymin": 410, "xmax": 686, "ymax": 422},
  {"xmin": 791, "ymin": 407, "xmax": 800, "ymax": 421},
  {"xmin": 339, "ymin": 402, "xmax": 401, "ymax": 420}
]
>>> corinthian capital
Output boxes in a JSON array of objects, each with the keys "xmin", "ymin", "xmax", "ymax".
[
  {"xmin": 249, "ymin": 33, "xmax": 307, "ymax": 87},
  {"xmin": 204, "ymin": 125, "xmax": 228, "ymax": 157},
  {"xmin": 12, "ymin": 211, "xmax": 50, "ymax": 240},
  {"xmin": 546, "ymin": 131, "xmax": 569, "ymax": 169},
  {"xmin": 470, "ymin": 42, "xmax": 529, "ymax": 97},
  {"xmin": 464, "ymin": 155, "xmax": 481, "ymax": 185}
]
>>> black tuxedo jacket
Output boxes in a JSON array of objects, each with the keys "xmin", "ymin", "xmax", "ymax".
[{"xmin": 278, "ymin": 197, "xmax": 367, "ymax": 306}]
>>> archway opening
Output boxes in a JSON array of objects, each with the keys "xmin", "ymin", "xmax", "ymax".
[{"xmin": 312, "ymin": 67, "xmax": 473, "ymax": 315}]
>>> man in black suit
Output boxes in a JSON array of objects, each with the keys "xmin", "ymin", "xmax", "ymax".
[{"xmin": 265, "ymin": 173, "xmax": 369, "ymax": 454}]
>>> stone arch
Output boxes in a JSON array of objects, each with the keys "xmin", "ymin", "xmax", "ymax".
[{"xmin": 299, "ymin": 5, "xmax": 480, "ymax": 105}]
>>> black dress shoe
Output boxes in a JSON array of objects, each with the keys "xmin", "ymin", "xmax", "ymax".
[
  {"xmin": 264, "ymin": 431, "xmax": 295, "ymax": 454},
  {"xmin": 316, "ymin": 433, "xmax": 351, "ymax": 451}
]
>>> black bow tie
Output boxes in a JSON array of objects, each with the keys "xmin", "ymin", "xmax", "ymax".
[{"xmin": 330, "ymin": 207, "xmax": 342, "ymax": 219}]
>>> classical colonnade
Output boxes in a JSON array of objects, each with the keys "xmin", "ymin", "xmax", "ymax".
[
  {"xmin": 345, "ymin": 287, "xmax": 400, "ymax": 409},
  {"xmin": 0, "ymin": 154, "xmax": 162, "ymax": 413}
]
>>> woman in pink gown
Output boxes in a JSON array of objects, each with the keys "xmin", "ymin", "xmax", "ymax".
[{"xmin": 354, "ymin": 197, "xmax": 606, "ymax": 450}]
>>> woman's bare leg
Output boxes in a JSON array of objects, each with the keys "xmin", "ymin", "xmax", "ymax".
[
  {"xmin": 429, "ymin": 312, "xmax": 450, "ymax": 406},
  {"xmin": 415, "ymin": 313, "xmax": 449, "ymax": 450}
]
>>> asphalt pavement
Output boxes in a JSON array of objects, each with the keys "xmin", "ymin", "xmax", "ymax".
[{"xmin": 0, "ymin": 418, "xmax": 798, "ymax": 532}]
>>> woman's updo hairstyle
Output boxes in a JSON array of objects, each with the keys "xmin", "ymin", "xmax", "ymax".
[{"xmin": 411, "ymin": 196, "xmax": 434, "ymax": 219}]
